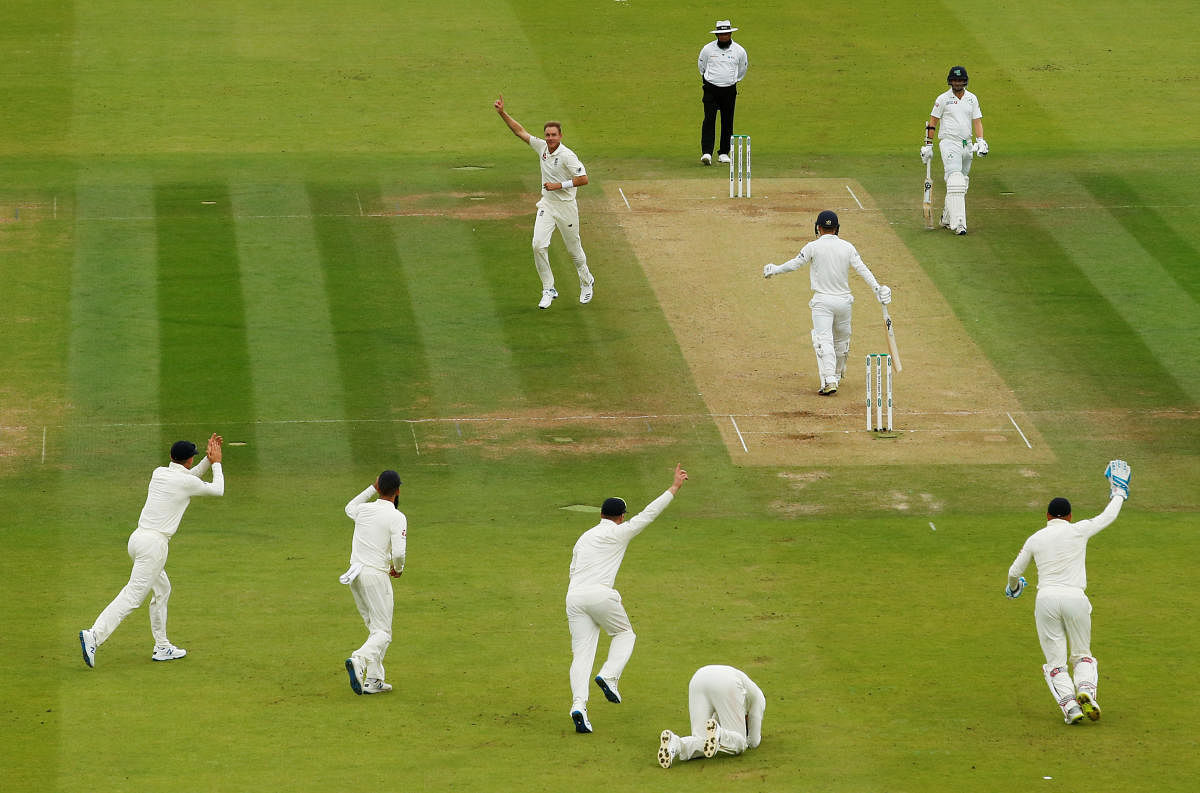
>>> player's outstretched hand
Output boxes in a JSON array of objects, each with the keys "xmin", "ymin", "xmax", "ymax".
[
  {"xmin": 670, "ymin": 463, "xmax": 688, "ymax": 493},
  {"xmin": 493, "ymin": 94, "xmax": 505, "ymax": 113},
  {"xmin": 206, "ymin": 433, "xmax": 223, "ymax": 463},
  {"xmin": 1005, "ymin": 576, "xmax": 1026, "ymax": 599},
  {"xmin": 1105, "ymin": 459, "xmax": 1131, "ymax": 500},
  {"xmin": 763, "ymin": 264, "xmax": 777, "ymax": 279}
]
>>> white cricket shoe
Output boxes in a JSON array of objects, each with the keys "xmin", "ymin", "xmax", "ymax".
[
  {"xmin": 570, "ymin": 707, "xmax": 593, "ymax": 734},
  {"xmin": 538, "ymin": 288, "xmax": 558, "ymax": 309},
  {"xmin": 594, "ymin": 674, "xmax": 621, "ymax": 703},
  {"xmin": 151, "ymin": 644, "xmax": 187, "ymax": 662},
  {"xmin": 580, "ymin": 278, "xmax": 594, "ymax": 305},
  {"xmin": 79, "ymin": 629, "xmax": 97, "ymax": 668},
  {"xmin": 362, "ymin": 678, "xmax": 393, "ymax": 694},
  {"xmin": 718, "ymin": 153, "xmax": 731, "ymax": 164},
  {"xmin": 818, "ymin": 380, "xmax": 839, "ymax": 396},
  {"xmin": 700, "ymin": 153, "xmax": 712, "ymax": 166},
  {"xmin": 703, "ymin": 718, "xmax": 720, "ymax": 757},
  {"xmin": 954, "ymin": 225, "xmax": 968, "ymax": 235},
  {"xmin": 658, "ymin": 730, "xmax": 681, "ymax": 768},
  {"xmin": 345, "ymin": 657, "xmax": 365, "ymax": 695},
  {"xmin": 1076, "ymin": 691, "xmax": 1101, "ymax": 721},
  {"xmin": 1064, "ymin": 704, "xmax": 1085, "ymax": 724}
]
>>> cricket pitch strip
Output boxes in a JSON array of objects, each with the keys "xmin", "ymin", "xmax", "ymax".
[{"xmin": 605, "ymin": 177, "xmax": 1055, "ymax": 466}]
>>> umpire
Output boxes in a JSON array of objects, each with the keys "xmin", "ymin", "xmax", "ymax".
[{"xmin": 697, "ymin": 20, "xmax": 748, "ymax": 166}]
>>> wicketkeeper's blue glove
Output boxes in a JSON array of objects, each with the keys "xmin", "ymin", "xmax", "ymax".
[
  {"xmin": 1005, "ymin": 576, "xmax": 1027, "ymax": 599},
  {"xmin": 1105, "ymin": 459, "xmax": 1132, "ymax": 500}
]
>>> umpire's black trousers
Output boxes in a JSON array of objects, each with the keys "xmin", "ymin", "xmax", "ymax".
[{"xmin": 701, "ymin": 81, "xmax": 738, "ymax": 156}]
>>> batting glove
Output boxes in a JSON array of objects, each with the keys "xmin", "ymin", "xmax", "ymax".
[
  {"xmin": 874, "ymin": 285, "xmax": 892, "ymax": 305},
  {"xmin": 1105, "ymin": 458, "xmax": 1132, "ymax": 499},
  {"xmin": 1005, "ymin": 576, "xmax": 1027, "ymax": 599},
  {"xmin": 763, "ymin": 263, "xmax": 778, "ymax": 279},
  {"xmin": 920, "ymin": 144, "xmax": 933, "ymax": 164},
  {"xmin": 973, "ymin": 138, "xmax": 989, "ymax": 156}
]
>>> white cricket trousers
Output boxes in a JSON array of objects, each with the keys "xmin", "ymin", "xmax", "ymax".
[
  {"xmin": 565, "ymin": 585, "xmax": 635, "ymax": 707},
  {"xmin": 809, "ymin": 292, "xmax": 853, "ymax": 385},
  {"xmin": 939, "ymin": 138, "xmax": 974, "ymax": 181},
  {"xmin": 91, "ymin": 528, "xmax": 172, "ymax": 647},
  {"xmin": 1035, "ymin": 589, "xmax": 1099, "ymax": 709},
  {"xmin": 532, "ymin": 198, "xmax": 592, "ymax": 292},
  {"xmin": 349, "ymin": 569, "xmax": 394, "ymax": 681},
  {"xmin": 677, "ymin": 665, "xmax": 751, "ymax": 760}
]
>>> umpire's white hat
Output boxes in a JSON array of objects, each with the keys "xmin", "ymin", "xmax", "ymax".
[{"xmin": 711, "ymin": 20, "xmax": 739, "ymax": 34}]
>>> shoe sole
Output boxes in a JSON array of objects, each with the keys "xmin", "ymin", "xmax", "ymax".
[
  {"xmin": 818, "ymin": 388, "xmax": 838, "ymax": 396},
  {"xmin": 658, "ymin": 731, "xmax": 674, "ymax": 768},
  {"xmin": 571, "ymin": 710, "xmax": 592, "ymax": 733},
  {"xmin": 703, "ymin": 718, "xmax": 719, "ymax": 757},
  {"xmin": 1066, "ymin": 710, "xmax": 1085, "ymax": 724},
  {"xmin": 595, "ymin": 675, "xmax": 621, "ymax": 703},
  {"xmin": 1076, "ymin": 692, "xmax": 1101, "ymax": 721},
  {"xmin": 79, "ymin": 631, "xmax": 94, "ymax": 668},
  {"xmin": 152, "ymin": 651, "xmax": 186, "ymax": 662},
  {"xmin": 345, "ymin": 658, "xmax": 363, "ymax": 695}
]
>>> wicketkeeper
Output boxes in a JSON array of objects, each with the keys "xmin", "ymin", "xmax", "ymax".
[{"xmin": 1005, "ymin": 459, "xmax": 1131, "ymax": 724}]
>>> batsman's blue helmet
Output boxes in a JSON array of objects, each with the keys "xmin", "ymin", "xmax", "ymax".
[
  {"xmin": 815, "ymin": 210, "xmax": 839, "ymax": 234},
  {"xmin": 947, "ymin": 65, "xmax": 968, "ymax": 85}
]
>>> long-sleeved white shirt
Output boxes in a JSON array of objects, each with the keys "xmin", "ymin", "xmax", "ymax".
[
  {"xmin": 568, "ymin": 490, "xmax": 675, "ymax": 592},
  {"xmin": 698, "ymin": 40, "xmax": 748, "ymax": 87},
  {"xmin": 1008, "ymin": 495, "xmax": 1125, "ymax": 593},
  {"xmin": 346, "ymin": 486, "xmax": 407, "ymax": 573},
  {"xmin": 136, "ymin": 458, "xmax": 224, "ymax": 539},
  {"xmin": 775, "ymin": 234, "xmax": 881, "ymax": 297}
]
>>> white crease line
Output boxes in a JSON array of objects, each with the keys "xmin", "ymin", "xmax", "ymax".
[
  {"xmin": 356, "ymin": 192, "xmax": 364, "ymax": 216},
  {"xmin": 41, "ymin": 426, "xmax": 47, "ymax": 464},
  {"xmin": 729, "ymin": 415, "xmax": 749, "ymax": 453},
  {"xmin": 410, "ymin": 423, "xmax": 420, "ymax": 455},
  {"xmin": 618, "ymin": 187, "xmax": 631, "ymax": 210},
  {"xmin": 1006, "ymin": 412, "xmax": 1033, "ymax": 449},
  {"xmin": 845, "ymin": 185, "xmax": 864, "ymax": 209}
]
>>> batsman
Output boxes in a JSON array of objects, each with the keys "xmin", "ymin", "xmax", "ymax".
[
  {"xmin": 1005, "ymin": 460, "xmax": 1131, "ymax": 724},
  {"xmin": 921, "ymin": 65, "xmax": 987, "ymax": 235}
]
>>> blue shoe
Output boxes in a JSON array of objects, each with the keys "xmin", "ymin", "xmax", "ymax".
[
  {"xmin": 79, "ymin": 630, "xmax": 96, "ymax": 668},
  {"xmin": 345, "ymin": 658, "xmax": 364, "ymax": 695},
  {"xmin": 571, "ymin": 708, "xmax": 593, "ymax": 733},
  {"xmin": 594, "ymin": 675, "xmax": 621, "ymax": 703}
]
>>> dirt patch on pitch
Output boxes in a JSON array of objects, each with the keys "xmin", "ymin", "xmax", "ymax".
[
  {"xmin": 602, "ymin": 178, "xmax": 1056, "ymax": 466},
  {"xmin": 373, "ymin": 192, "xmax": 528, "ymax": 221}
]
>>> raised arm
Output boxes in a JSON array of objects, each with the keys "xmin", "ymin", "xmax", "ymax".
[{"xmin": 494, "ymin": 94, "xmax": 531, "ymax": 143}]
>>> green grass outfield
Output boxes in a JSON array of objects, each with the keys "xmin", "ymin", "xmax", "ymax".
[{"xmin": 2, "ymin": 1, "xmax": 1197, "ymax": 791}]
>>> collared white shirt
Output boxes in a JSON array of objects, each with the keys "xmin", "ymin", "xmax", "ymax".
[
  {"xmin": 136, "ymin": 458, "xmax": 224, "ymax": 539},
  {"xmin": 698, "ymin": 40, "xmax": 748, "ymax": 86},
  {"xmin": 776, "ymin": 234, "xmax": 881, "ymax": 297},
  {"xmin": 931, "ymin": 89, "xmax": 982, "ymax": 142},
  {"xmin": 528, "ymin": 137, "xmax": 586, "ymax": 203},
  {"xmin": 346, "ymin": 486, "xmax": 408, "ymax": 573},
  {"xmin": 1008, "ymin": 495, "xmax": 1124, "ymax": 592},
  {"xmin": 568, "ymin": 490, "xmax": 674, "ymax": 591}
]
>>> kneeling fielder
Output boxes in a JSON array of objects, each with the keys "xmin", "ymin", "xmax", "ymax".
[
  {"xmin": 658, "ymin": 665, "xmax": 766, "ymax": 768},
  {"xmin": 1005, "ymin": 460, "xmax": 1131, "ymax": 724}
]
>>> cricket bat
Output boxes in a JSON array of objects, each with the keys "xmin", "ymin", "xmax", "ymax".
[
  {"xmin": 882, "ymin": 305, "xmax": 903, "ymax": 372},
  {"xmin": 922, "ymin": 159, "xmax": 934, "ymax": 229}
]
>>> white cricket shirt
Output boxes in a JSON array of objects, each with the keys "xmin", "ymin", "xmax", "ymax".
[
  {"xmin": 136, "ymin": 458, "xmax": 224, "ymax": 539},
  {"xmin": 930, "ymin": 89, "xmax": 982, "ymax": 142},
  {"xmin": 1008, "ymin": 495, "xmax": 1124, "ymax": 592},
  {"xmin": 568, "ymin": 490, "xmax": 675, "ymax": 591},
  {"xmin": 698, "ymin": 40, "xmax": 748, "ymax": 87},
  {"xmin": 776, "ymin": 234, "xmax": 882, "ymax": 297},
  {"xmin": 528, "ymin": 137, "xmax": 586, "ymax": 202},
  {"xmin": 346, "ymin": 486, "xmax": 408, "ymax": 573}
]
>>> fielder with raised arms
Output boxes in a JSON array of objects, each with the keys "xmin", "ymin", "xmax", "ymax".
[
  {"xmin": 763, "ymin": 211, "xmax": 892, "ymax": 396},
  {"xmin": 1005, "ymin": 459, "xmax": 1131, "ymax": 724},
  {"xmin": 493, "ymin": 94, "xmax": 595, "ymax": 310},
  {"xmin": 921, "ymin": 65, "xmax": 987, "ymax": 235}
]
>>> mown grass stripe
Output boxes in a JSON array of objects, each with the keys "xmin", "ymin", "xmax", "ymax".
[
  {"xmin": 154, "ymin": 182, "xmax": 258, "ymax": 466},
  {"xmin": 232, "ymin": 183, "xmax": 352, "ymax": 466}
]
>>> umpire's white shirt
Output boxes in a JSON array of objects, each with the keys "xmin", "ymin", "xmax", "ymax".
[
  {"xmin": 568, "ymin": 490, "xmax": 674, "ymax": 591},
  {"xmin": 346, "ymin": 486, "xmax": 408, "ymax": 573},
  {"xmin": 931, "ymin": 88, "xmax": 982, "ymax": 142},
  {"xmin": 698, "ymin": 40, "xmax": 748, "ymax": 86},
  {"xmin": 776, "ymin": 235, "xmax": 881, "ymax": 298},
  {"xmin": 529, "ymin": 137, "xmax": 586, "ymax": 203},
  {"xmin": 1008, "ymin": 495, "xmax": 1124, "ymax": 593},
  {"xmin": 137, "ymin": 458, "xmax": 224, "ymax": 539}
]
